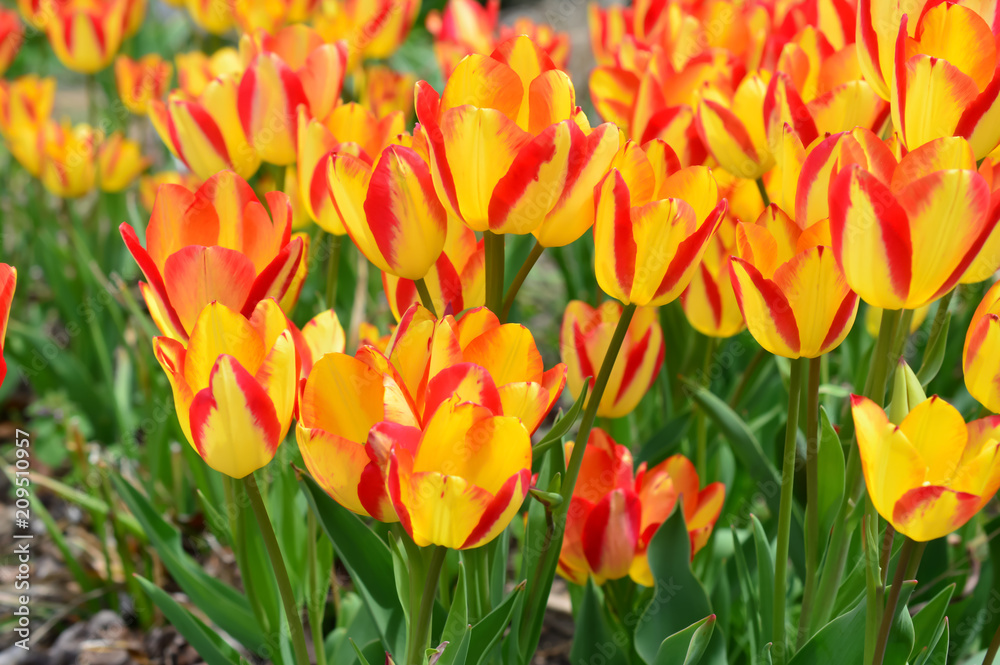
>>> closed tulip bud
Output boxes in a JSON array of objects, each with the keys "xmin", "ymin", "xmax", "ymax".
[
  {"xmin": 681, "ymin": 215, "xmax": 745, "ymax": 338},
  {"xmin": 114, "ymin": 54, "xmax": 173, "ymax": 116},
  {"xmin": 730, "ymin": 205, "xmax": 859, "ymax": 358},
  {"xmin": 559, "ymin": 429, "xmax": 724, "ymax": 585},
  {"xmin": 46, "ymin": 0, "xmax": 127, "ymax": 74},
  {"xmin": 594, "ymin": 139, "xmax": 727, "ymax": 307},
  {"xmin": 963, "ymin": 279, "xmax": 1000, "ymax": 414},
  {"xmin": 0, "ymin": 9, "xmax": 23, "ymax": 75},
  {"xmin": 887, "ymin": 360, "xmax": 927, "ymax": 426},
  {"xmin": 175, "ymin": 48, "xmax": 243, "ymax": 98},
  {"xmin": 39, "ymin": 121, "xmax": 96, "ymax": 198},
  {"xmin": 98, "ymin": 132, "xmax": 150, "ymax": 192},
  {"xmin": 154, "ymin": 299, "xmax": 298, "ymax": 479},
  {"xmin": 138, "ymin": 171, "xmax": 201, "ymax": 212},
  {"xmin": 695, "ymin": 73, "xmax": 774, "ymax": 180},
  {"xmin": 830, "ymin": 136, "xmax": 997, "ymax": 310},
  {"xmin": 560, "ymin": 301, "xmax": 664, "ymax": 419},
  {"xmin": 851, "ymin": 394, "xmax": 1000, "ymax": 542},
  {"xmin": 150, "ymin": 73, "xmax": 261, "ymax": 180},
  {"xmin": 120, "ymin": 171, "xmax": 306, "ymax": 342},
  {"xmin": 0, "ymin": 264, "xmax": 15, "ymax": 387}
]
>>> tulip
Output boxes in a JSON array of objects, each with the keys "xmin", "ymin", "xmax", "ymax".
[
  {"xmin": 558, "ymin": 429, "xmax": 724, "ymax": 585},
  {"xmin": 0, "ymin": 75, "xmax": 56, "ymax": 177},
  {"xmin": 138, "ymin": 171, "xmax": 201, "ymax": 212},
  {"xmin": 594, "ymin": 139, "xmax": 727, "ymax": 306},
  {"xmin": 154, "ymin": 299, "xmax": 297, "ymax": 479},
  {"xmin": 327, "ymin": 144, "xmax": 448, "ymax": 280},
  {"xmin": 425, "ymin": 0, "xmax": 498, "ymax": 77},
  {"xmin": 175, "ymin": 48, "xmax": 243, "ymax": 98},
  {"xmin": 237, "ymin": 25, "xmax": 348, "ymax": 166},
  {"xmin": 851, "ymin": 394, "xmax": 1000, "ymax": 541},
  {"xmin": 98, "ymin": 132, "xmax": 150, "ymax": 192},
  {"xmin": 45, "ymin": 0, "xmax": 127, "ymax": 74},
  {"xmin": 150, "ymin": 73, "xmax": 261, "ymax": 180},
  {"xmin": 730, "ymin": 205, "xmax": 859, "ymax": 358},
  {"xmin": 39, "ymin": 121, "xmax": 96, "ymax": 198},
  {"xmin": 233, "ymin": 0, "xmax": 318, "ymax": 32},
  {"xmin": 314, "ymin": 0, "xmax": 419, "ymax": 65},
  {"xmin": 960, "ymin": 157, "xmax": 1000, "ymax": 284},
  {"xmin": 382, "ymin": 222, "xmax": 485, "ymax": 321},
  {"xmin": 695, "ymin": 72, "xmax": 774, "ymax": 180},
  {"xmin": 499, "ymin": 17, "xmax": 569, "ymax": 71},
  {"xmin": 358, "ymin": 66, "xmax": 415, "ymax": 121},
  {"xmin": 120, "ymin": 171, "xmax": 306, "ymax": 342},
  {"xmin": 829, "ymin": 136, "xmax": 997, "ymax": 310},
  {"xmin": 296, "ymin": 308, "xmax": 345, "ymax": 380},
  {"xmin": 122, "ymin": 0, "xmax": 144, "ymax": 37},
  {"xmin": 963, "ymin": 279, "xmax": 1000, "ymax": 413},
  {"xmin": 681, "ymin": 214, "xmax": 746, "ymax": 338},
  {"xmin": 560, "ymin": 301, "xmax": 664, "ymax": 419},
  {"xmin": 416, "ymin": 36, "xmax": 614, "ymax": 235},
  {"xmin": 358, "ymin": 321, "xmax": 392, "ymax": 353},
  {"xmin": 114, "ymin": 54, "xmax": 173, "ymax": 116},
  {"xmin": 0, "ymin": 9, "xmax": 23, "ymax": 75},
  {"xmin": 0, "ymin": 263, "xmax": 16, "ymax": 387},
  {"xmin": 185, "ymin": 0, "xmax": 235, "ymax": 34},
  {"xmin": 865, "ymin": 304, "xmax": 929, "ymax": 338}
]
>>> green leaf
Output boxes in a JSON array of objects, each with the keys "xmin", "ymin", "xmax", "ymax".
[
  {"xmin": 654, "ymin": 614, "xmax": 717, "ymax": 665},
  {"xmin": 634, "ymin": 510, "xmax": 726, "ymax": 665},
  {"xmin": 388, "ymin": 532, "xmax": 411, "ymax": 626},
  {"xmin": 570, "ymin": 580, "xmax": 628, "ymax": 665},
  {"xmin": 534, "ymin": 383, "xmax": 589, "ymax": 455},
  {"xmin": 916, "ymin": 312, "xmax": 950, "ymax": 387},
  {"xmin": 432, "ymin": 626, "xmax": 472, "ymax": 665},
  {"xmin": 135, "ymin": 576, "xmax": 242, "ymax": 665},
  {"xmin": 789, "ymin": 596, "xmax": 865, "ymax": 664},
  {"xmin": 883, "ymin": 580, "xmax": 917, "ymax": 665},
  {"xmin": 349, "ymin": 639, "xmax": 375, "ymax": 665},
  {"xmin": 196, "ymin": 489, "xmax": 232, "ymax": 546},
  {"xmin": 230, "ymin": 477, "xmax": 280, "ymax": 635},
  {"xmin": 816, "ymin": 408, "xmax": 845, "ymax": 554},
  {"xmin": 112, "ymin": 476, "xmax": 264, "ymax": 652},
  {"xmin": 468, "ymin": 581, "xmax": 525, "ymax": 665},
  {"xmin": 912, "ymin": 617, "xmax": 948, "ymax": 665},
  {"xmin": 751, "ymin": 515, "xmax": 775, "ymax": 647},
  {"xmin": 909, "ymin": 583, "xmax": 955, "ymax": 662},
  {"xmin": 635, "ymin": 411, "xmax": 692, "ymax": 467},
  {"xmin": 301, "ymin": 475, "xmax": 406, "ymax": 658},
  {"xmin": 440, "ymin": 563, "xmax": 469, "ymax": 651},
  {"xmin": 730, "ymin": 527, "xmax": 759, "ymax": 657}
]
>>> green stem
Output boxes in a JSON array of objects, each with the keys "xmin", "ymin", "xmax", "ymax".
[
  {"xmin": 409, "ymin": 546, "xmax": 447, "ymax": 665},
  {"xmin": 242, "ymin": 473, "xmax": 310, "ymax": 665},
  {"xmin": 890, "ymin": 309, "xmax": 914, "ymax": 363},
  {"xmin": 484, "ymin": 230, "xmax": 505, "ymax": 315},
  {"xmin": 500, "ymin": 240, "xmax": 545, "ymax": 322},
  {"xmin": 863, "ymin": 514, "xmax": 881, "ymax": 665},
  {"xmin": 696, "ymin": 337, "xmax": 717, "ymax": 477},
  {"xmin": 729, "ymin": 347, "xmax": 767, "ymax": 407},
  {"xmin": 873, "ymin": 538, "xmax": 921, "ymax": 665},
  {"xmin": 983, "ymin": 618, "xmax": 1000, "ymax": 665},
  {"xmin": 917, "ymin": 289, "xmax": 954, "ymax": 377},
  {"xmin": 414, "ymin": 277, "xmax": 437, "ymax": 317},
  {"xmin": 756, "ymin": 177, "xmax": 770, "ymax": 208},
  {"xmin": 773, "ymin": 357, "xmax": 805, "ymax": 665},
  {"xmin": 325, "ymin": 234, "xmax": 343, "ymax": 310},
  {"xmin": 796, "ymin": 356, "xmax": 822, "ymax": 647},
  {"xmin": 307, "ymin": 510, "xmax": 328, "ymax": 665},
  {"xmin": 87, "ymin": 75, "xmax": 100, "ymax": 191}
]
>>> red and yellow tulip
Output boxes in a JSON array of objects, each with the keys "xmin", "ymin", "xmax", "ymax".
[
  {"xmin": 852, "ymin": 394, "xmax": 1000, "ymax": 542},
  {"xmin": 233, "ymin": 0, "xmax": 319, "ymax": 33},
  {"xmin": 594, "ymin": 139, "xmax": 726, "ymax": 306},
  {"xmin": 0, "ymin": 264, "xmax": 16, "ymax": 387},
  {"xmin": 314, "ymin": 0, "xmax": 420, "ymax": 66},
  {"xmin": 175, "ymin": 48, "xmax": 242, "ymax": 98},
  {"xmin": 695, "ymin": 72, "xmax": 775, "ymax": 180},
  {"xmin": 560, "ymin": 301, "xmax": 664, "ymax": 419},
  {"xmin": 154, "ymin": 299, "xmax": 297, "ymax": 479},
  {"xmin": 139, "ymin": 171, "xmax": 201, "ymax": 212},
  {"xmin": 114, "ymin": 54, "xmax": 173, "ymax": 116},
  {"xmin": 39, "ymin": 121, "xmax": 97, "ymax": 198},
  {"xmin": 357, "ymin": 66, "xmax": 416, "ymax": 121},
  {"xmin": 0, "ymin": 75, "xmax": 55, "ymax": 177},
  {"xmin": 558, "ymin": 429, "xmax": 724, "ymax": 585},
  {"xmin": 963, "ymin": 280, "xmax": 1000, "ymax": 413},
  {"xmin": 681, "ymin": 215, "xmax": 746, "ymax": 338},
  {"xmin": 296, "ymin": 308, "xmax": 346, "ymax": 380},
  {"xmin": 120, "ymin": 171, "xmax": 306, "ymax": 342},
  {"xmin": 829, "ymin": 136, "xmax": 997, "ymax": 309},
  {"xmin": 184, "ymin": 0, "xmax": 235, "ymax": 35},
  {"xmin": 98, "ymin": 132, "xmax": 150, "ymax": 192},
  {"xmin": 0, "ymin": 8, "xmax": 23, "ymax": 75},
  {"xmin": 45, "ymin": 0, "xmax": 127, "ymax": 74},
  {"xmin": 730, "ymin": 205, "xmax": 858, "ymax": 358}
]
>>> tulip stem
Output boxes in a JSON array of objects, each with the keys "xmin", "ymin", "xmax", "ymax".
[
  {"xmin": 773, "ymin": 357, "xmax": 805, "ymax": 665},
  {"xmin": 917, "ymin": 289, "xmax": 954, "ymax": 380},
  {"xmin": 873, "ymin": 537, "xmax": 922, "ymax": 665},
  {"xmin": 501, "ymin": 240, "xmax": 545, "ymax": 323},
  {"xmin": 408, "ymin": 546, "xmax": 447, "ymax": 665},
  {"xmin": 729, "ymin": 347, "xmax": 767, "ymax": 407},
  {"xmin": 243, "ymin": 473, "xmax": 311, "ymax": 665},
  {"xmin": 484, "ymin": 230, "xmax": 505, "ymax": 315},
  {"xmin": 325, "ymin": 233, "xmax": 342, "ymax": 310},
  {"xmin": 306, "ymin": 510, "xmax": 328, "ymax": 665},
  {"xmin": 696, "ymin": 336, "xmax": 718, "ymax": 477},
  {"xmin": 983, "ymin": 616, "xmax": 1000, "ymax": 665},
  {"xmin": 796, "ymin": 356, "xmax": 822, "ymax": 647},
  {"xmin": 755, "ymin": 177, "xmax": 770, "ymax": 208},
  {"xmin": 414, "ymin": 277, "xmax": 437, "ymax": 317}
]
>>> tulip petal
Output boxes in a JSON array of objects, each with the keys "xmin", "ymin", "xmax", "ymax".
[
  {"xmin": 301, "ymin": 352, "xmax": 385, "ymax": 442},
  {"xmin": 462, "ymin": 322, "xmax": 544, "ymax": 385},
  {"xmin": 163, "ymin": 246, "xmax": 257, "ymax": 334},
  {"xmin": 297, "ymin": 424, "xmax": 376, "ymax": 517},
  {"xmin": 898, "ymin": 396, "xmax": 968, "ymax": 484},
  {"xmin": 892, "ymin": 485, "xmax": 980, "ymax": 541},
  {"xmin": 730, "ymin": 256, "xmax": 801, "ymax": 357},
  {"xmin": 582, "ymin": 488, "xmax": 642, "ymax": 583},
  {"xmin": 424, "ymin": 362, "xmax": 503, "ymax": 419}
]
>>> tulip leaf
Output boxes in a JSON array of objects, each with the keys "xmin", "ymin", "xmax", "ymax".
[
  {"xmin": 751, "ymin": 515, "xmax": 775, "ymax": 647},
  {"xmin": 348, "ymin": 639, "xmax": 381, "ymax": 665},
  {"xmin": 388, "ymin": 532, "xmax": 411, "ymax": 626},
  {"xmin": 431, "ymin": 627, "xmax": 472, "ymax": 665},
  {"xmin": 730, "ymin": 526, "xmax": 760, "ymax": 657},
  {"xmin": 816, "ymin": 408, "xmax": 845, "ymax": 554},
  {"xmin": 534, "ymin": 382, "xmax": 589, "ymax": 455},
  {"xmin": 912, "ymin": 617, "xmax": 948, "ymax": 665},
  {"xmin": 113, "ymin": 475, "xmax": 264, "ymax": 653},
  {"xmin": 653, "ymin": 614, "xmax": 717, "ymax": 665},
  {"xmin": 909, "ymin": 583, "xmax": 955, "ymax": 662},
  {"xmin": 635, "ymin": 410, "xmax": 692, "ymax": 467},
  {"xmin": 467, "ymin": 581, "xmax": 525, "ymax": 665},
  {"xmin": 440, "ymin": 562, "xmax": 469, "ymax": 649},
  {"xmin": 916, "ymin": 311, "xmax": 950, "ymax": 387},
  {"xmin": 634, "ymin": 509, "xmax": 726, "ymax": 665},
  {"xmin": 883, "ymin": 580, "xmax": 917, "ymax": 665},
  {"xmin": 301, "ymin": 474, "xmax": 406, "ymax": 658},
  {"xmin": 789, "ymin": 595, "xmax": 865, "ymax": 664},
  {"xmin": 570, "ymin": 580, "xmax": 629, "ymax": 665},
  {"xmin": 134, "ymin": 575, "xmax": 242, "ymax": 665}
]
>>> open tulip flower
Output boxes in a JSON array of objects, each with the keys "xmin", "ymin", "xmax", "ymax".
[
  {"xmin": 295, "ymin": 308, "xmax": 346, "ymax": 381},
  {"xmin": 175, "ymin": 48, "xmax": 243, "ymax": 98},
  {"xmin": 560, "ymin": 301, "xmax": 664, "ymax": 419},
  {"xmin": 120, "ymin": 171, "xmax": 306, "ymax": 342},
  {"xmin": 0, "ymin": 75, "xmax": 55, "ymax": 177},
  {"xmin": 594, "ymin": 139, "xmax": 727, "ymax": 306},
  {"xmin": 314, "ymin": 0, "xmax": 419, "ymax": 66},
  {"xmin": 98, "ymin": 132, "xmax": 150, "ymax": 192},
  {"xmin": 150, "ymin": 74, "xmax": 260, "ymax": 181},
  {"xmin": 695, "ymin": 72, "xmax": 775, "ymax": 180},
  {"xmin": 233, "ymin": 0, "xmax": 319, "ymax": 33},
  {"xmin": 39, "ymin": 121, "xmax": 97, "ymax": 198},
  {"xmin": 0, "ymin": 8, "xmax": 22, "ymax": 76},
  {"xmin": 851, "ymin": 394, "xmax": 1000, "ymax": 542},
  {"xmin": 45, "ymin": 0, "xmax": 127, "ymax": 74},
  {"xmin": 829, "ymin": 136, "xmax": 998, "ymax": 310},
  {"xmin": 730, "ymin": 205, "xmax": 859, "ymax": 358},
  {"xmin": 558, "ymin": 429, "xmax": 724, "ymax": 586},
  {"xmin": 184, "ymin": 0, "xmax": 235, "ymax": 35},
  {"xmin": 237, "ymin": 25, "xmax": 348, "ymax": 166},
  {"xmin": 298, "ymin": 304, "xmax": 555, "ymax": 548},
  {"xmin": 682, "ymin": 214, "xmax": 746, "ymax": 338},
  {"xmin": 963, "ymin": 279, "xmax": 1000, "ymax": 413},
  {"xmin": 960, "ymin": 156, "xmax": 1000, "ymax": 285},
  {"xmin": 416, "ymin": 35, "xmax": 619, "ymax": 236},
  {"xmin": 0, "ymin": 264, "xmax": 15, "ymax": 387},
  {"xmin": 358, "ymin": 66, "xmax": 416, "ymax": 121},
  {"xmin": 114, "ymin": 54, "xmax": 173, "ymax": 116},
  {"xmin": 154, "ymin": 299, "xmax": 297, "ymax": 479}
]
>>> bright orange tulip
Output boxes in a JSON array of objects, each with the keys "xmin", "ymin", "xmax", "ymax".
[
  {"xmin": 114, "ymin": 54, "xmax": 173, "ymax": 116},
  {"xmin": 138, "ymin": 171, "xmax": 201, "ymax": 212},
  {"xmin": 594, "ymin": 139, "xmax": 726, "ymax": 306},
  {"xmin": 120, "ymin": 171, "xmax": 306, "ymax": 342},
  {"xmin": 314, "ymin": 0, "xmax": 419, "ymax": 65},
  {"xmin": 0, "ymin": 75, "xmax": 55, "ymax": 177},
  {"xmin": 0, "ymin": 9, "xmax": 23, "ymax": 75},
  {"xmin": 681, "ymin": 215, "xmax": 746, "ymax": 338},
  {"xmin": 558, "ymin": 429, "xmax": 724, "ymax": 585},
  {"xmin": 830, "ymin": 136, "xmax": 997, "ymax": 309},
  {"xmin": 98, "ymin": 132, "xmax": 149, "ymax": 192},
  {"xmin": 852, "ymin": 394, "xmax": 1000, "ymax": 542},
  {"xmin": 560, "ymin": 301, "xmax": 664, "ymax": 419},
  {"xmin": 175, "ymin": 48, "xmax": 242, "ymax": 98},
  {"xmin": 45, "ymin": 0, "xmax": 127, "ymax": 74},
  {"xmin": 963, "ymin": 280, "xmax": 1000, "ymax": 413},
  {"xmin": 237, "ymin": 25, "xmax": 348, "ymax": 166},
  {"xmin": 695, "ymin": 72, "xmax": 775, "ymax": 180},
  {"xmin": 0, "ymin": 264, "xmax": 16, "ymax": 387},
  {"xmin": 154, "ymin": 299, "xmax": 297, "ymax": 479},
  {"xmin": 150, "ymin": 73, "xmax": 261, "ymax": 180},
  {"xmin": 39, "ymin": 121, "xmax": 96, "ymax": 198},
  {"xmin": 730, "ymin": 205, "xmax": 858, "ymax": 358}
]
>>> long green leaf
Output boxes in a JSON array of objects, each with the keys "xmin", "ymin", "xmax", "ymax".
[
  {"xmin": 883, "ymin": 580, "xmax": 917, "ymax": 665},
  {"xmin": 468, "ymin": 582, "xmax": 525, "ymax": 665},
  {"xmin": 751, "ymin": 515, "xmax": 775, "ymax": 648},
  {"xmin": 654, "ymin": 615, "xmax": 717, "ymax": 665},
  {"xmin": 571, "ymin": 580, "xmax": 628, "ymax": 665},
  {"xmin": 789, "ymin": 596, "xmax": 865, "ymax": 664},
  {"xmin": 816, "ymin": 408, "xmax": 845, "ymax": 555},
  {"xmin": 909, "ymin": 583, "xmax": 955, "ymax": 662}
]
